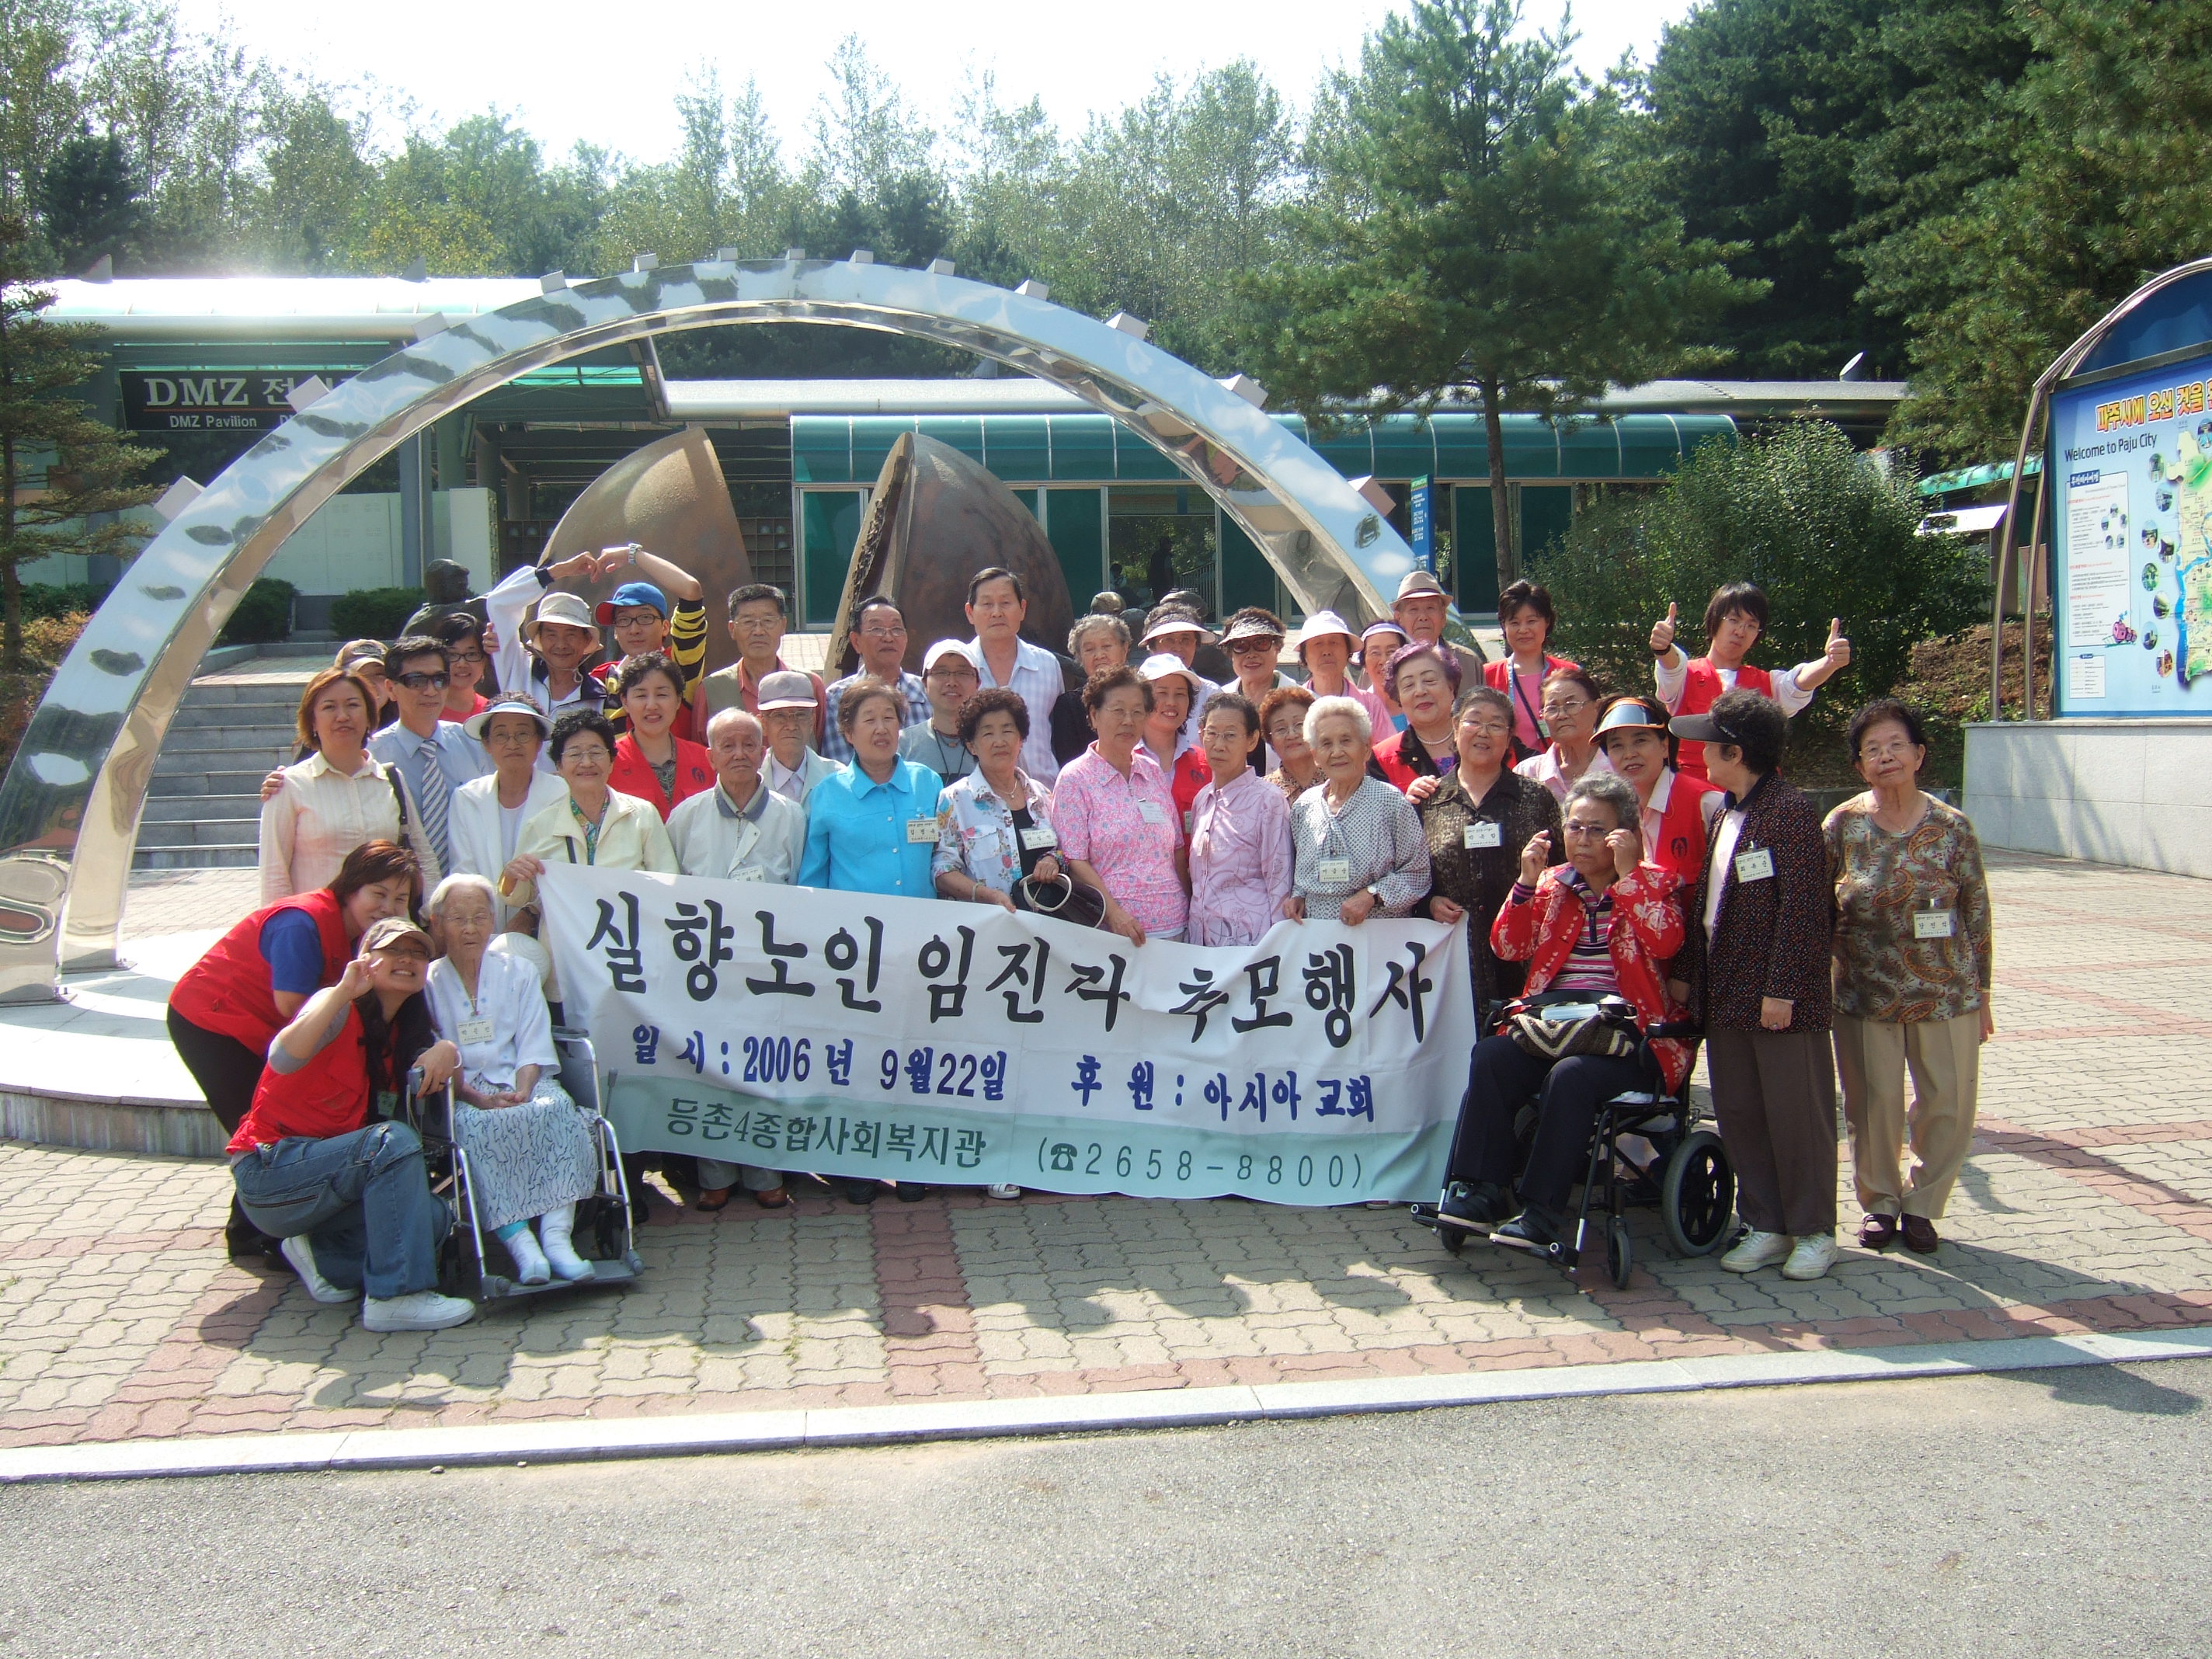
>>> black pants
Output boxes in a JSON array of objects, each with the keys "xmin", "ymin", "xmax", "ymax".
[
  {"xmin": 1447, "ymin": 1033, "xmax": 1643, "ymax": 1214},
  {"xmin": 167, "ymin": 1007, "xmax": 280, "ymax": 1258}
]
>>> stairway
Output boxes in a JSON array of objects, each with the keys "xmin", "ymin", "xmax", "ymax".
[{"xmin": 135, "ymin": 656, "xmax": 318, "ymax": 871}]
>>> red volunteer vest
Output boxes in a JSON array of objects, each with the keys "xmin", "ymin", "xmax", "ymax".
[
  {"xmin": 1674, "ymin": 659, "xmax": 1774, "ymax": 781},
  {"xmin": 1650, "ymin": 770, "xmax": 1720, "ymax": 886},
  {"xmin": 228, "ymin": 1003, "xmax": 376, "ymax": 1153},
  {"xmin": 169, "ymin": 888, "xmax": 350, "ymax": 1052},
  {"xmin": 607, "ymin": 735, "xmax": 715, "ymax": 820}
]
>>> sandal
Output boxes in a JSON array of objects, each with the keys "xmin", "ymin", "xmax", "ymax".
[
  {"xmin": 1858, "ymin": 1213, "xmax": 1899, "ymax": 1250},
  {"xmin": 694, "ymin": 1187, "xmax": 732, "ymax": 1212},
  {"xmin": 752, "ymin": 1186, "xmax": 791, "ymax": 1210}
]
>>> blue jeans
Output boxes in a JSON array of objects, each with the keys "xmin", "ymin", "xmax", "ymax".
[{"xmin": 230, "ymin": 1121, "xmax": 452, "ymax": 1300}]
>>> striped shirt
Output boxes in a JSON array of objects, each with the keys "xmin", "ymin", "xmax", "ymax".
[{"xmin": 1543, "ymin": 870, "xmax": 1622, "ymax": 995}]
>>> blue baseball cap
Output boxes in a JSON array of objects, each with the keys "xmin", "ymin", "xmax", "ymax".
[{"xmin": 596, "ymin": 581, "xmax": 670, "ymax": 624}]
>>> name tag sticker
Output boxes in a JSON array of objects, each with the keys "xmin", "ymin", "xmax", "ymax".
[
  {"xmin": 1914, "ymin": 909, "xmax": 1956, "ymax": 940},
  {"xmin": 1734, "ymin": 847, "xmax": 1776, "ymax": 883},
  {"xmin": 906, "ymin": 817, "xmax": 938, "ymax": 843},
  {"xmin": 1137, "ymin": 801, "xmax": 1167, "ymax": 826},
  {"xmin": 454, "ymin": 1017, "xmax": 495, "ymax": 1046},
  {"xmin": 1316, "ymin": 857, "xmax": 1353, "ymax": 884},
  {"xmin": 1019, "ymin": 826, "xmax": 1058, "ymax": 851},
  {"xmin": 1463, "ymin": 822, "xmax": 1503, "ymax": 850},
  {"xmin": 1182, "ymin": 809, "xmax": 1195, "ymax": 834}
]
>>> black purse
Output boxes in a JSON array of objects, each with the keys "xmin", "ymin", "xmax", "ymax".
[{"xmin": 1006, "ymin": 800, "xmax": 1108, "ymax": 928}]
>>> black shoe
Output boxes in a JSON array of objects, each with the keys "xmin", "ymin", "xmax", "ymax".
[
  {"xmin": 841, "ymin": 1178, "xmax": 882, "ymax": 1205},
  {"xmin": 1435, "ymin": 1181, "xmax": 1512, "ymax": 1233},
  {"xmin": 1490, "ymin": 1211, "xmax": 1560, "ymax": 1255},
  {"xmin": 894, "ymin": 1183, "xmax": 933, "ymax": 1202}
]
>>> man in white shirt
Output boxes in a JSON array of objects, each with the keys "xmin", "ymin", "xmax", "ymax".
[
  {"xmin": 369, "ymin": 635, "xmax": 492, "ymax": 877},
  {"xmin": 483, "ymin": 551, "xmax": 614, "ymax": 725},
  {"xmin": 962, "ymin": 566, "xmax": 1063, "ymax": 785},
  {"xmin": 757, "ymin": 671, "xmax": 841, "ymax": 804},
  {"xmin": 667, "ymin": 708, "xmax": 806, "ymax": 885},
  {"xmin": 823, "ymin": 597, "xmax": 930, "ymax": 763}
]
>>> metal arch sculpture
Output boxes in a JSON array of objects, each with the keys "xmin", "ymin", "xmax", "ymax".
[{"xmin": 0, "ymin": 256, "xmax": 1427, "ymax": 1000}]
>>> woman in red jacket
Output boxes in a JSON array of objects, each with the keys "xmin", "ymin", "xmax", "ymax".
[
  {"xmin": 1483, "ymin": 579, "xmax": 1579, "ymax": 763},
  {"xmin": 167, "ymin": 840, "xmax": 422, "ymax": 1261},
  {"xmin": 1594, "ymin": 695, "xmax": 1721, "ymax": 888},
  {"xmin": 1650, "ymin": 583, "xmax": 1852, "ymax": 781},
  {"xmin": 1431, "ymin": 772, "xmax": 1689, "ymax": 1254},
  {"xmin": 606, "ymin": 652, "xmax": 714, "ymax": 819}
]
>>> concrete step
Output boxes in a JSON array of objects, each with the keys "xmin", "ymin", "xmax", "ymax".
[
  {"xmin": 136, "ymin": 818, "xmax": 263, "ymax": 850},
  {"xmin": 135, "ymin": 843, "xmax": 256, "ymax": 871},
  {"xmin": 140, "ymin": 793, "xmax": 264, "ymax": 824},
  {"xmin": 147, "ymin": 722, "xmax": 299, "ymax": 753},
  {"xmin": 173, "ymin": 681, "xmax": 313, "ymax": 709},
  {"xmin": 169, "ymin": 701, "xmax": 301, "ymax": 730},
  {"xmin": 150, "ymin": 768, "xmax": 290, "ymax": 798}
]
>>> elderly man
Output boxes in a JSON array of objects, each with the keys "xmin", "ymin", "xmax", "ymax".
[
  {"xmin": 1393, "ymin": 569, "xmax": 1487, "ymax": 683},
  {"xmin": 666, "ymin": 708, "xmax": 803, "ymax": 1212},
  {"xmin": 757, "ymin": 670, "xmax": 840, "ymax": 804},
  {"xmin": 699, "ymin": 583, "xmax": 826, "ymax": 745},
  {"xmin": 823, "ymin": 597, "xmax": 930, "ymax": 763},
  {"xmin": 900, "ymin": 639, "xmax": 981, "ymax": 783},
  {"xmin": 962, "ymin": 566, "xmax": 1062, "ymax": 785},
  {"xmin": 483, "ymin": 549, "xmax": 617, "ymax": 724}
]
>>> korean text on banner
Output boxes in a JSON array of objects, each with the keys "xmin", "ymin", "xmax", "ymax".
[{"xmin": 540, "ymin": 868, "xmax": 1474, "ymax": 1204}]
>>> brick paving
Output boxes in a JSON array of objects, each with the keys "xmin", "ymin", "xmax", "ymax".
[{"xmin": 3, "ymin": 849, "xmax": 2210, "ymax": 1446}]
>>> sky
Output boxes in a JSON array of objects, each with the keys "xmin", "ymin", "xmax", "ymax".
[{"xmin": 170, "ymin": 0, "xmax": 1699, "ymax": 166}]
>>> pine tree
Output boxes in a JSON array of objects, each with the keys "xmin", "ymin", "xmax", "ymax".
[{"xmin": 0, "ymin": 214, "xmax": 158, "ymax": 667}]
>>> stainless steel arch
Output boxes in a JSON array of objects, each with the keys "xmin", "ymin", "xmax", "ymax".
[{"xmin": 0, "ymin": 256, "xmax": 1428, "ymax": 1000}]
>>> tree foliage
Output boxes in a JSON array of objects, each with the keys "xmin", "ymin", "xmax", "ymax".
[{"xmin": 1541, "ymin": 422, "xmax": 1987, "ymax": 715}]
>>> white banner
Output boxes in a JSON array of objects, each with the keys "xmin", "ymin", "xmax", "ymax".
[{"xmin": 541, "ymin": 868, "xmax": 1473, "ymax": 1204}]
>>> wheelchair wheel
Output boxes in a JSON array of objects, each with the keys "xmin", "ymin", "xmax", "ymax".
[
  {"xmin": 1605, "ymin": 1216, "xmax": 1633, "ymax": 1289},
  {"xmin": 1661, "ymin": 1129, "xmax": 1736, "ymax": 1257}
]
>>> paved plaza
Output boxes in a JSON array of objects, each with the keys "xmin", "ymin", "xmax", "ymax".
[{"xmin": 0, "ymin": 850, "xmax": 2207, "ymax": 1449}]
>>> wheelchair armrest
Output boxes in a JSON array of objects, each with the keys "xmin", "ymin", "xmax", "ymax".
[{"xmin": 1641, "ymin": 1020, "xmax": 1703, "ymax": 1042}]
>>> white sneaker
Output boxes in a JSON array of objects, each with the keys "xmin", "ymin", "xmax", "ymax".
[
  {"xmin": 503, "ymin": 1226, "xmax": 551, "ymax": 1285},
  {"xmin": 1719, "ymin": 1229, "xmax": 1793, "ymax": 1273},
  {"xmin": 985, "ymin": 1184, "xmax": 1023, "ymax": 1200},
  {"xmin": 361, "ymin": 1290, "xmax": 475, "ymax": 1332},
  {"xmin": 1781, "ymin": 1233, "xmax": 1839, "ymax": 1281},
  {"xmin": 280, "ymin": 1235, "xmax": 351, "ymax": 1303}
]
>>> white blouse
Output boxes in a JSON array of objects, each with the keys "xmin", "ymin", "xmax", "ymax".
[
  {"xmin": 426, "ymin": 950, "xmax": 561, "ymax": 1094},
  {"xmin": 258, "ymin": 750, "xmax": 438, "ymax": 905}
]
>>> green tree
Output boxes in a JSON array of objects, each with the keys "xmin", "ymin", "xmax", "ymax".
[
  {"xmin": 0, "ymin": 0, "xmax": 83, "ymax": 218},
  {"xmin": 1249, "ymin": 0, "xmax": 1757, "ymax": 592},
  {"xmin": 0, "ymin": 216, "xmax": 158, "ymax": 666},
  {"xmin": 1539, "ymin": 421, "xmax": 1986, "ymax": 712},
  {"xmin": 33, "ymin": 127, "xmax": 143, "ymax": 272}
]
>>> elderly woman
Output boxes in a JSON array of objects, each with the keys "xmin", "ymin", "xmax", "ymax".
[
  {"xmin": 423, "ymin": 874, "xmax": 600, "ymax": 1285},
  {"xmin": 225, "ymin": 916, "xmax": 472, "ymax": 1333},
  {"xmin": 1288, "ymin": 696, "xmax": 1430, "ymax": 924},
  {"xmin": 1188, "ymin": 692, "xmax": 1294, "ymax": 948},
  {"xmin": 1055, "ymin": 666, "xmax": 1188, "ymax": 946},
  {"xmin": 1294, "ymin": 611, "xmax": 1393, "ymax": 738},
  {"xmin": 1052, "ymin": 614, "xmax": 1131, "ymax": 765},
  {"xmin": 1220, "ymin": 607, "xmax": 1297, "ymax": 709},
  {"xmin": 260, "ymin": 666, "xmax": 439, "ymax": 904},
  {"xmin": 1484, "ymin": 580, "xmax": 1580, "ymax": 761},
  {"xmin": 1261, "ymin": 685, "xmax": 1320, "ymax": 804},
  {"xmin": 501, "ymin": 709, "xmax": 680, "ymax": 911},
  {"xmin": 1137, "ymin": 652, "xmax": 1212, "ymax": 830},
  {"xmin": 1668, "ymin": 690, "xmax": 1838, "ymax": 1282},
  {"xmin": 1826, "ymin": 699, "xmax": 1995, "ymax": 1257},
  {"xmin": 171, "ymin": 840, "xmax": 422, "ymax": 1264},
  {"xmin": 1420, "ymin": 687, "xmax": 1563, "ymax": 1017},
  {"xmin": 934, "ymin": 687, "xmax": 1062, "ymax": 911},
  {"xmin": 1433, "ymin": 774, "xmax": 1689, "ymax": 1250},
  {"xmin": 607, "ymin": 652, "xmax": 715, "ymax": 819},
  {"xmin": 1358, "ymin": 621, "xmax": 1410, "ymax": 731},
  {"xmin": 1369, "ymin": 641, "xmax": 1462, "ymax": 795},
  {"xmin": 1594, "ymin": 694, "xmax": 1720, "ymax": 887},
  {"xmin": 799, "ymin": 676, "xmax": 948, "ymax": 1203},
  {"xmin": 1515, "ymin": 667, "xmax": 1613, "ymax": 802},
  {"xmin": 449, "ymin": 694, "xmax": 569, "ymax": 927}
]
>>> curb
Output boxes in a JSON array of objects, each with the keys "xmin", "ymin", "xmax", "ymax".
[{"xmin": 5, "ymin": 1325, "xmax": 2210, "ymax": 1483}]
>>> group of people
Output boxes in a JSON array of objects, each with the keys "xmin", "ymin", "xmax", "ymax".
[{"xmin": 180, "ymin": 543, "xmax": 1994, "ymax": 1336}]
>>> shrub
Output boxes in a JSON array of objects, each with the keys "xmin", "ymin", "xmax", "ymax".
[
  {"xmin": 1540, "ymin": 422, "xmax": 1989, "ymax": 722},
  {"xmin": 329, "ymin": 586, "xmax": 429, "ymax": 642},
  {"xmin": 16, "ymin": 583, "xmax": 112, "ymax": 621},
  {"xmin": 217, "ymin": 577, "xmax": 297, "ymax": 645}
]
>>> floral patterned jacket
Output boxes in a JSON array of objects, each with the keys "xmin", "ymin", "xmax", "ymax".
[{"xmin": 1490, "ymin": 862, "xmax": 1694, "ymax": 1089}]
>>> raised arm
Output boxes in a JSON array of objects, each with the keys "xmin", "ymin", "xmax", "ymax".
[{"xmin": 610, "ymin": 544, "xmax": 703, "ymax": 603}]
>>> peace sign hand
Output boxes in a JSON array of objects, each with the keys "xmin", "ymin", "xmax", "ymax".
[{"xmin": 1650, "ymin": 603, "xmax": 1678, "ymax": 656}]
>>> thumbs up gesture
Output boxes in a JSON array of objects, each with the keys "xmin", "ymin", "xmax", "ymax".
[
  {"xmin": 1824, "ymin": 617, "xmax": 1852, "ymax": 670},
  {"xmin": 1650, "ymin": 602, "xmax": 1679, "ymax": 657}
]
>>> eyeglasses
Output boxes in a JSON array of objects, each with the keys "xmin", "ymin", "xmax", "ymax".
[
  {"xmin": 1540, "ymin": 698, "xmax": 1588, "ymax": 718},
  {"xmin": 928, "ymin": 667, "xmax": 978, "ymax": 683},
  {"xmin": 858, "ymin": 625, "xmax": 907, "ymax": 641},
  {"xmin": 395, "ymin": 672, "xmax": 450, "ymax": 691},
  {"xmin": 448, "ymin": 651, "xmax": 487, "ymax": 666},
  {"xmin": 1461, "ymin": 717, "xmax": 1511, "ymax": 736},
  {"xmin": 1227, "ymin": 638, "xmax": 1281, "ymax": 656}
]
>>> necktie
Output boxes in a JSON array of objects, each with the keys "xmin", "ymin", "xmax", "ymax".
[{"xmin": 416, "ymin": 735, "xmax": 452, "ymax": 872}]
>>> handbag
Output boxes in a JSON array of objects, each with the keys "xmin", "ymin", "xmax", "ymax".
[
  {"xmin": 1013, "ymin": 870, "xmax": 1108, "ymax": 929},
  {"xmin": 1503, "ymin": 990, "xmax": 1640, "ymax": 1062}
]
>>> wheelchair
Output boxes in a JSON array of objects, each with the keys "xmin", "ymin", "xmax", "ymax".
[
  {"xmin": 402, "ymin": 1031, "xmax": 644, "ymax": 1303},
  {"xmin": 1411, "ymin": 1010, "xmax": 1737, "ymax": 1290}
]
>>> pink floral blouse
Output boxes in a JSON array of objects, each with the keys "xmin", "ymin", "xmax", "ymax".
[
  {"xmin": 1186, "ymin": 767, "xmax": 1295, "ymax": 947},
  {"xmin": 1053, "ymin": 743, "xmax": 1189, "ymax": 938}
]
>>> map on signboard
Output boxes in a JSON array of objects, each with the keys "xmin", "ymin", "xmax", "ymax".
[{"xmin": 2165, "ymin": 432, "xmax": 2212, "ymax": 686}]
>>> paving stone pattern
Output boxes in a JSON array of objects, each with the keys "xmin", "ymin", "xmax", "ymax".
[{"xmin": 5, "ymin": 850, "xmax": 2211, "ymax": 1446}]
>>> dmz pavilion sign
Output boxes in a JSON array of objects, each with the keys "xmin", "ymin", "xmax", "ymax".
[
  {"xmin": 119, "ymin": 370, "xmax": 351, "ymax": 434},
  {"xmin": 541, "ymin": 868, "xmax": 1473, "ymax": 1205}
]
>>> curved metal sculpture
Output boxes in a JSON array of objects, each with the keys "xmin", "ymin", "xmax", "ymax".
[
  {"xmin": 824, "ymin": 432, "xmax": 1075, "ymax": 676},
  {"xmin": 0, "ymin": 254, "xmax": 1426, "ymax": 1000},
  {"xmin": 538, "ymin": 425, "xmax": 752, "ymax": 676}
]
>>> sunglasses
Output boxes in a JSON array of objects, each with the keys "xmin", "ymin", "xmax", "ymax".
[
  {"xmin": 395, "ymin": 671, "xmax": 450, "ymax": 691},
  {"xmin": 1227, "ymin": 638, "xmax": 1281, "ymax": 656}
]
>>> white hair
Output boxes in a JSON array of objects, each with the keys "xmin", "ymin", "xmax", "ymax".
[
  {"xmin": 705, "ymin": 705, "xmax": 764, "ymax": 743},
  {"xmin": 424, "ymin": 872, "xmax": 499, "ymax": 918},
  {"xmin": 1304, "ymin": 694, "xmax": 1373, "ymax": 747}
]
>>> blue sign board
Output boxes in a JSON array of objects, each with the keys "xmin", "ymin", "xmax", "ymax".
[{"xmin": 1409, "ymin": 476, "xmax": 1434, "ymax": 573}]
